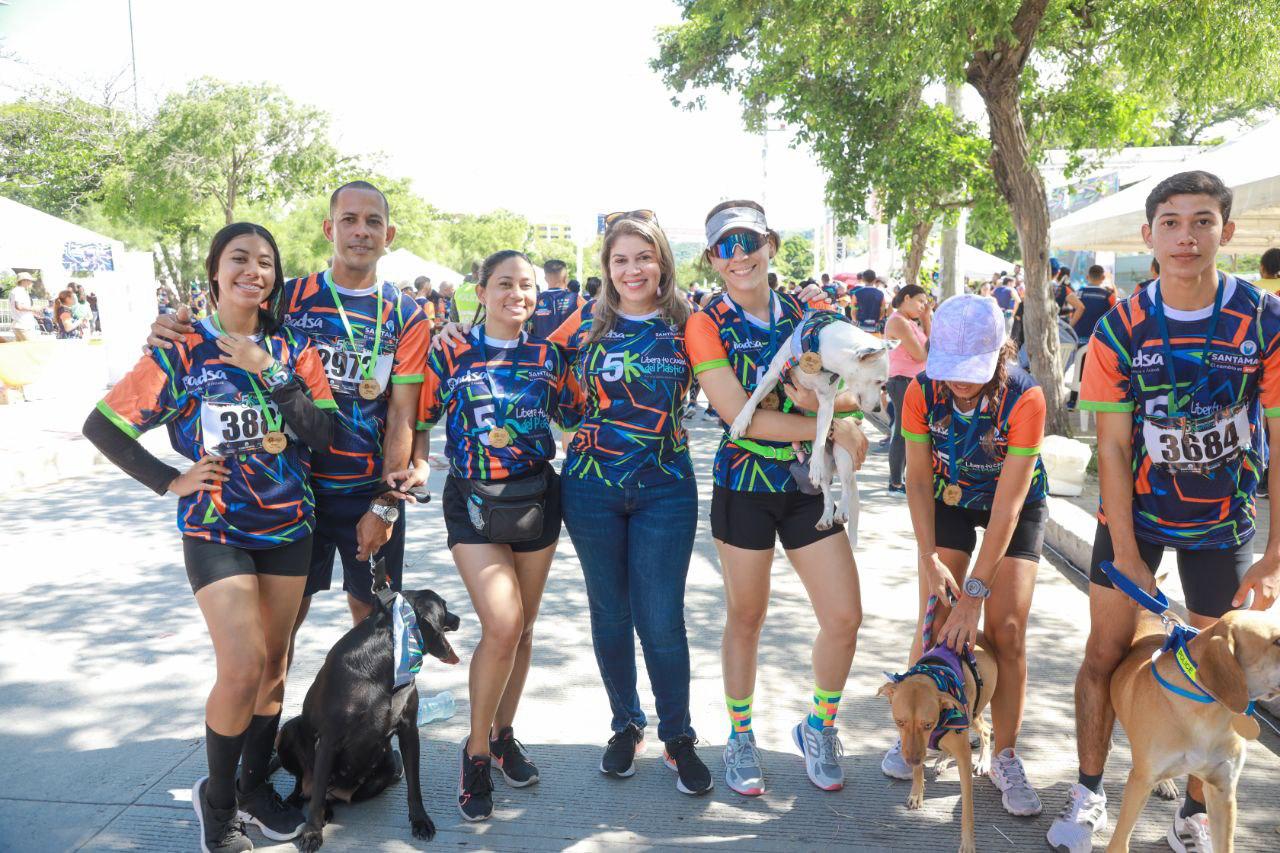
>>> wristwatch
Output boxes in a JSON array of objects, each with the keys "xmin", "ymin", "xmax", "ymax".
[
  {"xmin": 963, "ymin": 576, "xmax": 992, "ymax": 600},
  {"xmin": 368, "ymin": 502, "xmax": 400, "ymax": 525}
]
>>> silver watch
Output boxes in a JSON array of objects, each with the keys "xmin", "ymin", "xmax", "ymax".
[
  {"xmin": 963, "ymin": 576, "xmax": 991, "ymax": 600},
  {"xmin": 368, "ymin": 501, "xmax": 400, "ymax": 525}
]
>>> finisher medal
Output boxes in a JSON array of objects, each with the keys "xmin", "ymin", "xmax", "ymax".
[
  {"xmin": 359, "ymin": 378, "xmax": 382, "ymax": 400},
  {"xmin": 262, "ymin": 431, "xmax": 288, "ymax": 455},
  {"xmin": 799, "ymin": 352, "xmax": 823, "ymax": 374},
  {"xmin": 942, "ymin": 483, "xmax": 963, "ymax": 506},
  {"xmin": 488, "ymin": 426, "xmax": 512, "ymax": 449},
  {"xmin": 759, "ymin": 391, "xmax": 780, "ymax": 411}
]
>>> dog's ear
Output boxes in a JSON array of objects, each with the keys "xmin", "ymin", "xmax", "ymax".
[
  {"xmin": 418, "ymin": 617, "xmax": 461, "ymax": 665},
  {"xmin": 938, "ymin": 692, "xmax": 967, "ymax": 715},
  {"xmin": 876, "ymin": 681, "xmax": 898, "ymax": 699},
  {"xmin": 1197, "ymin": 624, "xmax": 1251, "ymax": 715},
  {"xmin": 856, "ymin": 345, "xmax": 887, "ymax": 362}
]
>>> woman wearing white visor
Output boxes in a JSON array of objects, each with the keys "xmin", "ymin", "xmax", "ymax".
[{"xmin": 884, "ymin": 294, "xmax": 1049, "ymax": 818}]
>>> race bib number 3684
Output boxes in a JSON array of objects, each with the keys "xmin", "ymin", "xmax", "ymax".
[{"xmin": 1142, "ymin": 405, "xmax": 1250, "ymax": 472}]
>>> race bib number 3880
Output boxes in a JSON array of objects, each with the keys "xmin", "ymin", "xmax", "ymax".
[
  {"xmin": 1142, "ymin": 404, "xmax": 1250, "ymax": 473},
  {"xmin": 201, "ymin": 400, "xmax": 284, "ymax": 455}
]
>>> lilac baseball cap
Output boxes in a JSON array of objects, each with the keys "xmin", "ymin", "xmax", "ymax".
[{"xmin": 925, "ymin": 294, "xmax": 1007, "ymax": 384}]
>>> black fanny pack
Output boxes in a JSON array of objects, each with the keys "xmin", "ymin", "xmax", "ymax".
[{"xmin": 464, "ymin": 467, "xmax": 549, "ymax": 543}]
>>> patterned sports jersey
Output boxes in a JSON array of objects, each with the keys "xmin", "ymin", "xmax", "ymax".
[
  {"xmin": 96, "ymin": 320, "xmax": 336, "ymax": 548},
  {"xmin": 1080, "ymin": 275, "xmax": 1280, "ymax": 549},
  {"xmin": 901, "ymin": 367, "xmax": 1049, "ymax": 510},
  {"xmin": 417, "ymin": 327, "xmax": 568, "ymax": 479},
  {"xmin": 686, "ymin": 290, "xmax": 813, "ymax": 493},
  {"xmin": 1072, "ymin": 285, "xmax": 1118, "ymax": 340},
  {"xmin": 852, "ymin": 286, "xmax": 885, "ymax": 332},
  {"xmin": 550, "ymin": 303, "xmax": 694, "ymax": 487},
  {"xmin": 528, "ymin": 288, "xmax": 585, "ymax": 340},
  {"xmin": 281, "ymin": 271, "xmax": 430, "ymax": 494}
]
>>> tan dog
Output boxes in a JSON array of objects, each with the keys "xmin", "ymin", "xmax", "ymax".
[
  {"xmin": 1107, "ymin": 610, "xmax": 1280, "ymax": 852},
  {"xmin": 879, "ymin": 643, "xmax": 999, "ymax": 853}
]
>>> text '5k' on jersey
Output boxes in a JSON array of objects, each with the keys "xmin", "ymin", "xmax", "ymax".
[{"xmin": 96, "ymin": 319, "xmax": 336, "ymax": 548}]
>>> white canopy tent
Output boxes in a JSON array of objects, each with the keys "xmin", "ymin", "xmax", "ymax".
[
  {"xmin": 1051, "ymin": 120, "xmax": 1280, "ymax": 252},
  {"xmin": 377, "ymin": 249, "xmax": 465, "ymax": 287}
]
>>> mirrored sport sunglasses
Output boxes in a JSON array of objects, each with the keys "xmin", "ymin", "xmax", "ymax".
[
  {"xmin": 711, "ymin": 230, "xmax": 765, "ymax": 259},
  {"xmin": 604, "ymin": 209, "xmax": 659, "ymax": 227}
]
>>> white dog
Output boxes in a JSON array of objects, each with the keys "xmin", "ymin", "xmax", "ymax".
[{"xmin": 729, "ymin": 310, "xmax": 896, "ymax": 539}]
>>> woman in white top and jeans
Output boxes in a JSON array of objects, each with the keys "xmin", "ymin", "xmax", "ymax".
[{"xmin": 884, "ymin": 285, "xmax": 930, "ymax": 491}]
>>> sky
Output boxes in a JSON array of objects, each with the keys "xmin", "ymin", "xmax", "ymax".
[{"xmin": 0, "ymin": 0, "xmax": 832, "ymax": 241}]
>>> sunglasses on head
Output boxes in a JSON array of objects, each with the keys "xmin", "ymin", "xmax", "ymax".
[
  {"xmin": 605, "ymin": 209, "xmax": 658, "ymax": 227},
  {"xmin": 711, "ymin": 230, "xmax": 765, "ymax": 259}
]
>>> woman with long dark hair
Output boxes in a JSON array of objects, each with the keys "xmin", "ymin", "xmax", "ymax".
[
  {"xmin": 83, "ymin": 223, "xmax": 337, "ymax": 853},
  {"xmin": 884, "ymin": 284, "xmax": 931, "ymax": 491}
]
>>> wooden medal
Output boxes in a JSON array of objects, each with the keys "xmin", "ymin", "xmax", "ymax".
[
  {"xmin": 262, "ymin": 432, "xmax": 288, "ymax": 455},
  {"xmin": 488, "ymin": 426, "xmax": 512, "ymax": 449},
  {"xmin": 759, "ymin": 391, "xmax": 780, "ymax": 411},
  {"xmin": 942, "ymin": 483, "xmax": 963, "ymax": 506},
  {"xmin": 798, "ymin": 352, "xmax": 823, "ymax": 374},
  {"xmin": 1232, "ymin": 714, "xmax": 1261, "ymax": 740},
  {"xmin": 358, "ymin": 378, "xmax": 382, "ymax": 400}
]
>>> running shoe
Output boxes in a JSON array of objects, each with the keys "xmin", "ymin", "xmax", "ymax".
[
  {"xmin": 683, "ymin": 407, "xmax": 697, "ymax": 421},
  {"xmin": 663, "ymin": 735, "xmax": 713, "ymax": 795},
  {"xmin": 988, "ymin": 748, "xmax": 1042, "ymax": 816},
  {"xmin": 457, "ymin": 740, "xmax": 494, "ymax": 822},
  {"xmin": 1168, "ymin": 812, "xmax": 1213, "ymax": 853},
  {"xmin": 600, "ymin": 723, "xmax": 644, "ymax": 778},
  {"xmin": 723, "ymin": 733, "xmax": 765, "ymax": 796},
  {"xmin": 880, "ymin": 738, "xmax": 913, "ymax": 780},
  {"xmin": 490, "ymin": 726, "xmax": 539, "ymax": 787},
  {"xmin": 704, "ymin": 407, "xmax": 720, "ymax": 422},
  {"xmin": 191, "ymin": 777, "xmax": 252, "ymax": 853},
  {"xmin": 1045, "ymin": 783, "xmax": 1107, "ymax": 853},
  {"xmin": 235, "ymin": 777, "xmax": 305, "ymax": 840},
  {"xmin": 792, "ymin": 721, "xmax": 845, "ymax": 791}
]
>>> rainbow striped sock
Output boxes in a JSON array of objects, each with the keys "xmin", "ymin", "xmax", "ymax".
[
  {"xmin": 806, "ymin": 685, "xmax": 842, "ymax": 730},
  {"xmin": 726, "ymin": 694, "xmax": 754, "ymax": 740}
]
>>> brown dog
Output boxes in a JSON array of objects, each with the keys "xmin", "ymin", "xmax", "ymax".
[
  {"xmin": 879, "ymin": 642, "xmax": 999, "ymax": 853},
  {"xmin": 1107, "ymin": 610, "xmax": 1280, "ymax": 852}
]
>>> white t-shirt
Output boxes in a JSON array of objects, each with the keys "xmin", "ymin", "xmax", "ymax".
[{"xmin": 9, "ymin": 285, "xmax": 37, "ymax": 331}]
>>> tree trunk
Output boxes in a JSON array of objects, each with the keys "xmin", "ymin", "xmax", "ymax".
[
  {"xmin": 157, "ymin": 242, "xmax": 181, "ymax": 289},
  {"xmin": 904, "ymin": 219, "xmax": 933, "ymax": 292},
  {"xmin": 939, "ymin": 83, "xmax": 964, "ymax": 301}
]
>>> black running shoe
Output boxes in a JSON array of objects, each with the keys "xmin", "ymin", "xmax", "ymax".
[
  {"xmin": 490, "ymin": 726, "xmax": 539, "ymax": 787},
  {"xmin": 600, "ymin": 723, "xmax": 644, "ymax": 778},
  {"xmin": 235, "ymin": 777, "xmax": 305, "ymax": 841},
  {"xmin": 192, "ymin": 777, "xmax": 253, "ymax": 853},
  {"xmin": 663, "ymin": 735, "xmax": 713, "ymax": 795},
  {"xmin": 457, "ymin": 740, "xmax": 494, "ymax": 822}
]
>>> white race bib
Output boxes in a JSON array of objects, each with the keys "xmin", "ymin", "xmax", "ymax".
[
  {"xmin": 200, "ymin": 400, "xmax": 286, "ymax": 456},
  {"xmin": 314, "ymin": 342, "xmax": 393, "ymax": 398},
  {"xmin": 1142, "ymin": 404, "xmax": 1250, "ymax": 472}
]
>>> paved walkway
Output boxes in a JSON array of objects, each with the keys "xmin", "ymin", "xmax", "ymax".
[{"xmin": 1, "ymin": 413, "xmax": 1278, "ymax": 852}]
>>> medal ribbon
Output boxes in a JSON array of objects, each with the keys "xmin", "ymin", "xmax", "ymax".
[
  {"xmin": 478, "ymin": 325, "xmax": 522, "ymax": 432},
  {"xmin": 211, "ymin": 315, "xmax": 283, "ymax": 437},
  {"xmin": 323, "ymin": 272, "xmax": 384, "ymax": 382},
  {"xmin": 947, "ymin": 400, "xmax": 985, "ymax": 490},
  {"xmin": 730, "ymin": 291, "xmax": 778, "ymax": 384},
  {"xmin": 1151, "ymin": 272, "xmax": 1224, "ymax": 418}
]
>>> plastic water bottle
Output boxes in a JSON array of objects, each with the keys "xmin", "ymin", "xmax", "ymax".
[{"xmin": 417, "ymin": 690, "xmax": 456, "ymax": 726}]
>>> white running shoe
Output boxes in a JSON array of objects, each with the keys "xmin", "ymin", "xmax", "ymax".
[
  {"xmin": 988, "ymin": 747, "xmax": 1042, "ymax": 816},
  {"xmin": 1168, "ymin": 811, "xmax": 1213, "ymax": 853},
  {"xmin": 1046, "ymin": 783, "xmax": 1108, "ymax": 853},
  {"xmin": 723, "ymin": 733, "xmax": 765, "ymax": 796},
  {"xmin": 880, "ymin": 739, "xmax": 912, "ymax": 780},
  {"xmin": 792, "ymin": 721, "xmax": 844, "ymax": 791}
]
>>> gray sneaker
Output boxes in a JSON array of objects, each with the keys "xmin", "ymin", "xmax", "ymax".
[
  {"xmin": 723, "ymin": 733, "xmax": 765, "ymax": 796},
  {"xmin": 792, "ymin": 721, "xmax": 844, "ymax": 791},
  {"xmin": 880, "ymin": 738, "xmax": 912, "ymax": 780},
  {"xmin": 988, "ymin": 748, "xmax": 1042, "ymax": 816}
]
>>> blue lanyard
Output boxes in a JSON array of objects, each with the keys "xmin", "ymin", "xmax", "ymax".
[
  {"xmin": 478, "ymin": 325, "xmax": 521, "ymax": 429},
  {"xmin": 947, "ymin": 402, "xmax": 985, "ymax": 486},
  {"xmin": 731, "ymin": 291, "xmax": 778, "ymax": 367},
  {"xmin": 1150, "ymin": 273, "xmax": 1224, "ymax": 418}
]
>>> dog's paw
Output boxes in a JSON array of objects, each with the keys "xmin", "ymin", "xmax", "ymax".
[
  {"xmin": 972, "ymin": 756, "xmax": 990, "ymax": 777},
  {"xmin": 815, "ymin": 513, "xmax": 834, "ymax": 531},
  {"xmin": 906, "ymin": 791, "xmax": 924, "ymax": 810},
  {"xmin": 411, "ymin": 815, "xmax": 436, "ymax": 841},
  {"xmin": 298, "ymin": 828, "xmax": 325, "ymax": 853},
  {"xmin": 833, "ymin": 510, "xmax": 849, "ymax": 525},
  {"xmin": 728, "ymin": 413, "xmax": 752, "ymax": 441},
  {"xmin": 1153, "ymin": 778, "xmax": 1179, "ymax": 800},
  {"xmin": 958, "ymin": 837, "xmax": 977, "ymax": 853}
]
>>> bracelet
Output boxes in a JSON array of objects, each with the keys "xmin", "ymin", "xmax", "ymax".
[{"xmin": 260, "ymin": 360, "xmax": 290, "ymax": 389}]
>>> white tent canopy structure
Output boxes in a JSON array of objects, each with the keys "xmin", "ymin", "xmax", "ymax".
[
  {"xmin": 377, "ymin": 249, "xmax": 464, "ymax": 287},
  {"xmin": 1051, "ymin": 120, "xmax": 1280, "ymax": 252}
]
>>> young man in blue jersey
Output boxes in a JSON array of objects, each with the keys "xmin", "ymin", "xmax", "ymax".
[
  {"xmin": 527, "ymin": 258, "xmax": 584, "ymax": 339},
  {"xmin": 1049, "ymin": 171, "xmax": 1280, "ymax": 853}
]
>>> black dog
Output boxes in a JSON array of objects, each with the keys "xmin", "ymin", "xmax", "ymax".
[{"xmin": 277, "ymin": 588, "xmax": 460, "ymax": 851}]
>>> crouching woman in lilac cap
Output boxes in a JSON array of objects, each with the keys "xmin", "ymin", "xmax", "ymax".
[{"xmin": 881, "ymin": 293, "xmax": 1050, "ymax": 819}]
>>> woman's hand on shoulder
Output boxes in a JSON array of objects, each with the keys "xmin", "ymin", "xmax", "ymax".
[
  {"xmin": 796, "ymin": 283, "xmax": 826, "ymax": 306},
  {"xmin": 430, "ymin": 322, "xmax": 471, "ymax": 352},
  {"xmin": 147, "ymin": 306, "xmax": 194, "ymax": 351}
]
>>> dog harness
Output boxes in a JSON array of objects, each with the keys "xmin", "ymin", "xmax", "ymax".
[
  {"xmin": 780, "ymin": 309, "xmax": 851, "ymax": 382},
  {"xmin": 891, "ymin": 645, "xmax": 979, "ymax": 749},
  {"xmin": 390, "ymin": 593, "xmax": 425, "ymax": 690}
]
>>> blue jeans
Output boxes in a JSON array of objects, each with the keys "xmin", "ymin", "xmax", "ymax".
[{"xmin": 561, "ymin": 474, "xmax": 698, "ymax": 743}]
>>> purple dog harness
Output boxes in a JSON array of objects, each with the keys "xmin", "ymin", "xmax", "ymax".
[{"xmin": 889, "ymin": 594, "xmax": 984, "ymax": 749}]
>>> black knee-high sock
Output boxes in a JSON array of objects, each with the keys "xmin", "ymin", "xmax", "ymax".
[
  {"xmin": 238, "ymin": 712, "xmax": 281, "ymax": 793},
  {"xmin": 205, "ymin": 724, "xmax": 249, "ymax": 811}
]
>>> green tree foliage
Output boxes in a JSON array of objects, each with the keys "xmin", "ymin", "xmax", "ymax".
[
  {"xmin": 777, "ymin": 233, "xmax": 814, "ymax": 281},
  {"xmin": 655, "ymin": 0, "xmax": 1280, "ymax": 434}
]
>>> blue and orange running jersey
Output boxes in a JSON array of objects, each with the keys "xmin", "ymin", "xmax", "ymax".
[
  {"xmin": 417, "ymin": 327, "xmax": 569, "ymax": 480},
  {"xmin": 280, "ymin": 271, "xmax": 430, "ymax": 494},
  {"xmin": 550, "ymin": 303, "xmax": 694, "ymax": 487},
  {"xmin": 95, "ymin": 319, "xmax": 336, "ymax": 548},
  {"xmin": 685, "ymin": 290, "xmax": 816, "ymax": 493},
  {"xmin": 528, "ymin": 288, "xmax": 585, "ymax": 340},
  {"xmin": 901, "ymin": 367, "xmax": 1049, "ymax": 510},
  {"xmin": 1081, "ymin": 275, "xmax": 1280, "ymax": 549}
]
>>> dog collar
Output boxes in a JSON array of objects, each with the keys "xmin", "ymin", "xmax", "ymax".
[{"xmin": 391, "ymin": 593, "xmax": 424, "ymax": 690}]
